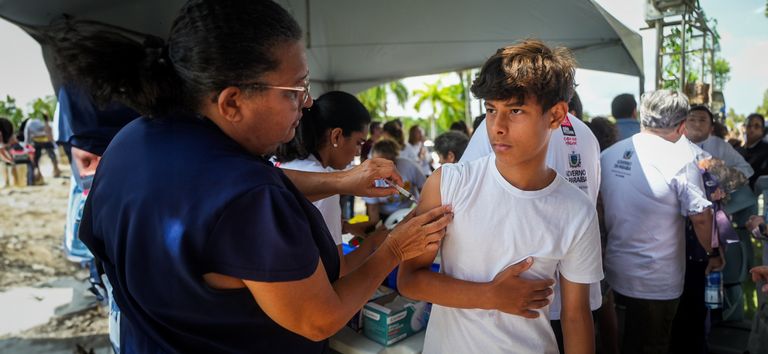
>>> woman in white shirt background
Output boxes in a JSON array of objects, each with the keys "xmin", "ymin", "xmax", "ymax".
[
  {"xmin": 403, "ymin": 125, "xmax": 433, "ymax": 176},
  {"xmin": 276, "ymin": 91, "xmax": 388, "ymax": 276}
]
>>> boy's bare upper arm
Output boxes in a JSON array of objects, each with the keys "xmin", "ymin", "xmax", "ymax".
[
  {"xmin": 402, "ymin": 168, "xmax": 444, "ymax": 270},
  {"xmin": 558, "ymin": 274, "xmax": 591, "ymax": 312},
  {"xmin": 559, "ymin": 275, "xmax": 595, "ymax": 353}
]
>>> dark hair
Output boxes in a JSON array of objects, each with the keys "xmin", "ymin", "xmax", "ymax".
[
  {"xmin": 586, "ymin": 117, "xmax": 617, "ymax": 151},
  {"xmin": 372, "ymin": 139, "xmax": 400, "ymax": 161},
  {"xmin": 471, "ymin": 39, "xmax": 576, "ymax": 112},
  {"xmin": 382, "ymin": 121, "xmax": 405, "ymax": 148},
  {"xmin": 472, "ymin": 114, "xmax": 486, "ymax": 134},
  {"xmin": 689, "ymin": 104, "xmax": 714, "ymax": 124},
  {"xmin": 747, "ymin": 113, "xmax": 765, "ymax": 128},
  {"xmin": 568, "ymin": 91, "xmax": 583, "ymax": 120},
  {"xmin": 48, "ymin": 0, "xmax": 302, "ymax": 117},
  {"xmin": 434, "ymin": 131, "xmax": 470, "ymax": 161},
  {"xmin": 17, "ymin": 118, "xmax": 30, "ymax": 142},
  {"xmin": 712, "ymin": 121, "xmax": 728, "ymax": 139},
  {"xmin": 369, "ymin": 121, "xmax": 382, "ymax": 135},
  {"xmin": 275, "ymin": 91, "xmax": 371, "ymax": 162},
  {"xmin": 611, "ymin": 93, "xmax": 637, "ymax": 119},
  {"xmin": 0, "ymin": 118, "xmax": 13, "ymax": 144},
  {"xmin": 449, "ymin": 121, "xmax": 471, "ymax": 137},
  {"xmin": 408, "ymin": 125, "xmax": 424, "ymax": 144}
]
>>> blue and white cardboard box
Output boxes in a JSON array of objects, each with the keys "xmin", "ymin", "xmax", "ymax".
[{"xmin": 362, "ymin": 293, "xmax": 429, "ymax": 346}]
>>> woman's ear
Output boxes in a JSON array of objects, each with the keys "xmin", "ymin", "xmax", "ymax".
[
  {"xmin": 330, "ymin": 127, "xmax": 343, "ymax": 147},
  {"xmin": 217, "ymin": 87, "xmax": 246, "ymax": 123},
  {"xmin": 548, "ymin": 101, "xmax": 568, "ymax": 128}
]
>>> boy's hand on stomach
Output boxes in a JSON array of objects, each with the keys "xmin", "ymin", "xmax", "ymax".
[{"xmin": 488, "ymin": 257, "xmax": 554, "ymax": 319}]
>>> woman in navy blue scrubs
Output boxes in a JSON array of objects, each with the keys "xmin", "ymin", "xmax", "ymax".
[{"xmin": 52, "ymin": 1, "xmax": 452, "ymax": 352}]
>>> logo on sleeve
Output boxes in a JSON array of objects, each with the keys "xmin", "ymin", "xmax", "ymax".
[
  {"xmin": 623, "ymin": 150, "xmax": 634, "ymax": 160},
  {"xmin": 560, "ymin": 115, "xmax": 576, "ymax": 137}
]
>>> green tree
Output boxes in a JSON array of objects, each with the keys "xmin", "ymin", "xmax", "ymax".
[
  {"xmin": 457, "ymin": 70, "xmax": 473, "ymax": 127},
  {"xmin": 412, "ymin": 80, "xmax": 464, "ymax": 139},
  {"xmin": 725, "ymin": 107, "xmax": 745, "ymax": 133},
  {"xmin": 713, "ymin": 58, "xmax": 731, "ymax": 90},
  {"xmin": 437, "ymin": 83, "xmax": 467, "ymax": 133},
  {"xmin": 659, "ymin": 17, "xmax": 726, "ymax": 91},
  {"xmin": 27, "ymin": 95, "xmax": 57, "ymax": 121},
  {"xmin": 756, "ymin": 89, "xmax": 768, "ymax": 116},
  {"xmin": 357, "ymin": 80, "xmax": 409, "ymax": 119},
  {"xmin": 0, "ymin": 95, "xmax": 25, "ymax": 129}
]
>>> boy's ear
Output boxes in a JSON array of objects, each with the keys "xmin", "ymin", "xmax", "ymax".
[
  {"xmin": 548, "ymin": 101, "xmax": 568, "ymax": 128},
  {"xmin": 446, "ymin": 151, "xmax": 456, "ymax": 164}
]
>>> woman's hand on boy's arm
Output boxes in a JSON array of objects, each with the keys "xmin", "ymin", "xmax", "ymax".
[
  {"xmin": 559, "ymin": 276, "xmax": 594, "ymax": 354},
  {"xmin": 397, "ymin": 169, "xmax": 554, "ymax": 318}
]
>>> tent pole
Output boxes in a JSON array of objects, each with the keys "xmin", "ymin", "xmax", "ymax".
[
  {"xmin": 655, "ymin": 20, "xmax": 663, "ymax": 90},
  {"xmin": 305, "ymin": 0, "xmax": 311, "ymax": 49},
  {"xmin": 680, "ymin": 12, "xmax": 687, "ymax": 92}
]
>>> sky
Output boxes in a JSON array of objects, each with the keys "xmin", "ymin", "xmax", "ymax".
[{"xmin": 0, "ymin": 0, "xmax": 766, "ymax": 118}]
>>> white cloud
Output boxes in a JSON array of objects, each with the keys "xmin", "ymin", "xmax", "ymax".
[{"xmin": 754, "ymin": 5, "xmax": 765, "ymax": 14}]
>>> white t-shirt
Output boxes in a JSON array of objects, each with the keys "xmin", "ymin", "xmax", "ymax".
[
  {"xmin": 462, "ymin": 114, "xmax": 600, "ymax": 204},
  {"xmin": 423, "ymin": 155, "xmax": 603, "ymax": 354},
  {"xmin": 460, "ymin": 113, "xmax": 602, "ymax": 319},
  {"xmin": 363, "ymin": 157, "xmax": 426, "ymax": 215},
  {"xmin": 280, "ymin": 155, "xmax": 343, "ymax": 245},
  {"xmin": 24, "ymin": 118, "xmax": 47, "ymax": 144},
  {"xmin": 601, "ymin": 133, "xmax": 712, "ymax": 300},
  {"xmin": 696, "ymin": 135, "xmax": 754, "ymax": 178}
]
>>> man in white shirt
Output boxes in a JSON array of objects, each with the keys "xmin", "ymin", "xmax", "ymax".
[
  {"xmin": 671, "ymin": 104, "xmax": 752, "ymax": 353},
  {"xmin": 601, "ymin": 90, "xmax": 723, "ymax": 354},
  {"xmin": 684, "ymin": 104, "xmax": 753, "ymax": 179}
]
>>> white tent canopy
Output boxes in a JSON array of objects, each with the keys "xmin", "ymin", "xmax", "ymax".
[
  {"xmin": 280, "ymin": 0, "xmax": 644, "ymax": 94},
  {"xmin": 0, "ymin": 0, "xmax": 643, "ymax": 95}
]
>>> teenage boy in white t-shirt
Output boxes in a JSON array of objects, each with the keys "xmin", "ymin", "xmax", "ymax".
[{"xmin": 398, "ymin": 40, "xmax": 603, "ymax": 354}]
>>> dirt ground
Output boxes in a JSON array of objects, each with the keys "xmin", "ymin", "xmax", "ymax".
[{"xmin": 0, "ymin": 157, "xmax": 108, "ymax": 346}]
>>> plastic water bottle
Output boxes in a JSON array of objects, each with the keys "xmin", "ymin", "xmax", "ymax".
[
  {"xmin": 704, "ymin": 271, "xmax": 723, "ymax": 309},
  {"xmin": 64, "ymin": 174, "xmax": 94, "ymax": 263}
]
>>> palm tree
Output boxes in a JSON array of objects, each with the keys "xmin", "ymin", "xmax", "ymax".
[
  {"xmin": 28, "ymin": 95, "xmax": 57, "ymax": 120},
  {"xmin": 357, "ymin": 80, "xmax": 409, "ymax": 119},
  {"xmin": 457, "ymin": 70, "xmax": 473, "ymax": 127},
  {"xmin": 413, "ymin": 80, "xmax": 464, "ymax": 139},
  {"xmin": 0, "ymin": 95, "xmax": 25, "ymax": 128}
]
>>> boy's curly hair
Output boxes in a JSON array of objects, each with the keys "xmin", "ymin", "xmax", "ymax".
[{"xmin": 471, "ymin": 39, "xmax": 576, "ymax": 112}]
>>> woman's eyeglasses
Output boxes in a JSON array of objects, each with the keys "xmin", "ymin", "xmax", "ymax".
[{"xmin": 248, "ymin": 81, "xmax": 311, "ymax": 106}]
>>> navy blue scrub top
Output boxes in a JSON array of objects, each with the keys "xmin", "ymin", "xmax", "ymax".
[
  {"xmin": 56, "ymin": 83, "xmax": 140, "ymax": 155},
  {"xmin": 79, "ymin": 114, "xmax": 340, "ymax": 353}
]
